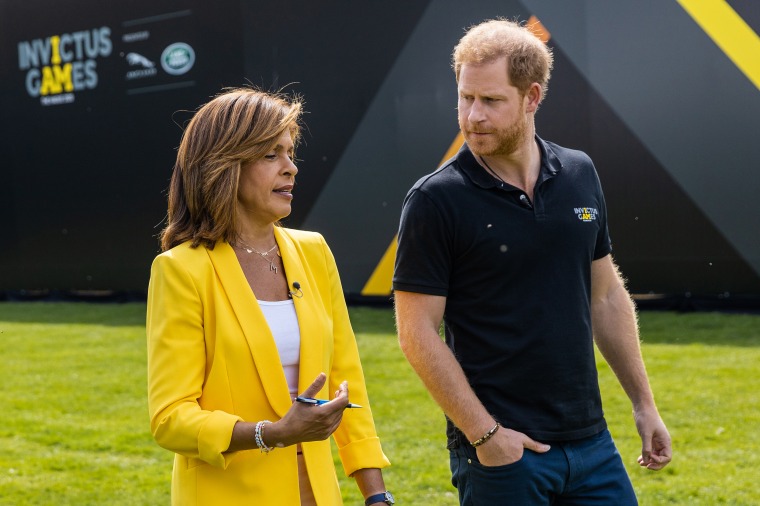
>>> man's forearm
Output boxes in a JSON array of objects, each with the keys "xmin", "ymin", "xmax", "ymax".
[
  {"xmin": 592, "ymin": 281, "xmax": 656, "ymax": 409},
  {"xmin": 399, "ymin": 326, "xmax": 496, "ymax": 441}
]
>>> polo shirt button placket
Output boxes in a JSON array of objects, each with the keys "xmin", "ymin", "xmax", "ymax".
[{"xmin": 519, "ymin": 193, "xmax": 533, "ymax": 210}]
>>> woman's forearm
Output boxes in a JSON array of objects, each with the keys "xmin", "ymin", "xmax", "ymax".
[{"xmin": 353, "ymin": 468, "xmax": 387, "ymax": 503}]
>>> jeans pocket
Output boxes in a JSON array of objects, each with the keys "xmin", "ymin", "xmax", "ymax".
[
  {"xmin": 468, "ymin": 454, "xmax": 530, "ymax": 505},
  {"xmin": 470, "ymin": 453, "xmax": 526, "ymax": 472}
]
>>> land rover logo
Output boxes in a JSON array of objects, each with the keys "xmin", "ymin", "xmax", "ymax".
[{"xmin": 161, "ymin": 43, "xmax": 195, "ymax": 75}]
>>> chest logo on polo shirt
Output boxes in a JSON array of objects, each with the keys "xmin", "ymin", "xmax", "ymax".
[{"xmin": 574, "ymin": 207, "xmax": 599, "ymax": 222}]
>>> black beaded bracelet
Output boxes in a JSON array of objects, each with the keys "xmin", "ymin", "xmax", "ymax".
[{"xmin": 470, "ymin": 422, "xmax": 501, "ymax": 447}]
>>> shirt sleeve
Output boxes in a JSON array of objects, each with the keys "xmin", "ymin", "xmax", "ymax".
[
  {"xmin": 592, "ymin": 167, "xmax": 613, "ymax": 260},
  {"xmin": 392, "ymin": 188, "xmax": 452, "ymax": 296}
]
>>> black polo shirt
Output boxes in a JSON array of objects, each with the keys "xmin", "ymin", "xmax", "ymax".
[{"xmin": 393, "ymin": 137, "xmax": 612, "ymax": 443}]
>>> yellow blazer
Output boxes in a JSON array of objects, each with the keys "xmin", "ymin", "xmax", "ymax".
[{"xmin": 147, "ymin": 227, "xmax": 390, "ymax": 505}]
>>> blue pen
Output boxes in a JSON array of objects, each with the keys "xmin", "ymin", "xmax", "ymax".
[{"xmin": 295, "ymin": 396, "xmax": 362, "ymax": 409}]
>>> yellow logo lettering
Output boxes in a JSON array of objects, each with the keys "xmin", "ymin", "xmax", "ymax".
[
  {"xmin": 39, "ymin": 64, "xmax": 72, "ymax": 95},
  {"xmin": 50, "ymin": 35, "xmax": 61, "ymax": 65}
]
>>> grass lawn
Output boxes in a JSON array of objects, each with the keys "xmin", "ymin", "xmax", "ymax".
[{"xmin": 1, "ymin": 302, "xmax": 758, "ymax": 505}]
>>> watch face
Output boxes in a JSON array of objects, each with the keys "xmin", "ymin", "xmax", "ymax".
[{"xmin": 385, "ymin": 491, "xmax": 395, "ymax": 504}]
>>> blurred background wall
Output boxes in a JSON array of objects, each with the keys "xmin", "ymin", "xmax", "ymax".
[{"xmin": 1, "ymin": 0, "xmax": 758, "ymax": 304}]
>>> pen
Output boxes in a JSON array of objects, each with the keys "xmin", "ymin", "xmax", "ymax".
[{"xmin": 295, "ymin": 396, "xmax": 363, "ymax": 409}]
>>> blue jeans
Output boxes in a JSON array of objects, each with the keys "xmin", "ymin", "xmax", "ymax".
[{"xmin": 449, "ymin": 429, "xmax": 637, "ymax": 505}]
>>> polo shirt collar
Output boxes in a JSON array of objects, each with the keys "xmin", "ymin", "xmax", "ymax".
[{"xmin": 457, "ymin": 135, "xmax": 563, "ymax": 190}]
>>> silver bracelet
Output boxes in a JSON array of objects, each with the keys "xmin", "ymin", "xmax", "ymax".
[{"xmin": 254, "ymin": 420, "xmax": 273, "ymax": 453}]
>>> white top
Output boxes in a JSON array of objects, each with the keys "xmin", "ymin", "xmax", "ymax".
[{"xmin": 257, "ymin": 299, "xmax": 301, "ymax": 397}]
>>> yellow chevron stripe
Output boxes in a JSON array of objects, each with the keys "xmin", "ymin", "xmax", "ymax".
[
  {"xmin": 440, "ymin": 131, "xmax": 466, "ymax": 162},
  {"xmin": 677, "ymin": 0, "xmax": 760, "ymax": 90},
  {"xmin": 361, "ymin": 132, "xmax": 465, "ymax": 296},
  {"xmin": 527, "ymin": 15, "xmax": 551, "ymax": 43},
  {"xmin": 360, "ymin": 234, "xmax": 398, "ymax": 296}
]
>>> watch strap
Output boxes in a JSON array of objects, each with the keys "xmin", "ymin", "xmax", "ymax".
[{"xmin": 365, "ymin": 491, "xmax": 393, "ymax": 505}]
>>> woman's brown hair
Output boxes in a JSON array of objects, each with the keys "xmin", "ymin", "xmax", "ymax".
[{"xmin": 159, "ymin": 88, "xmax": 303, "ymax": 252}]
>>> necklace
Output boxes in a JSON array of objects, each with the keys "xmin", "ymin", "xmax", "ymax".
[
  {"xmin": 480, "ymin": 156, "xmax": 534, "ymax": 209},
  {"xmin": 479, "ymin": 156, "xmax": 507, "ymax": 185},
  {"xmin": 236, "ymin": 239, "xmax": 280, "ymax": 274}
]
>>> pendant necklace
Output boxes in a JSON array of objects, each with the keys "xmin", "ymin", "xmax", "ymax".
[{"xmin": 236, "ymin": 240, "xmax": 280, "ymax": 274}]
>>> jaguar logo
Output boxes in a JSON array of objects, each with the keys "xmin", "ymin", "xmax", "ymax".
[{"xmin": 126, "ymin": 52, "xmax": 155, "ymax": 68}]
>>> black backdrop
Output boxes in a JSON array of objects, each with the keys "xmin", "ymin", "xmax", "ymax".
[{"xmin": 2, "ymin": 0, "xmax": 759, "ymax": 300}]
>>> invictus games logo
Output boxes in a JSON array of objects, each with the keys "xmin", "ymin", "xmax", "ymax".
[
  {"xmin": 161, "ymin": 42, "xmax": 195, "ymax": 75},
  {"xmin": 574, "ymin": 207, "xmax": 599, "ymax": 222},
  {"xmin": 17, "ymin": 26, "xmax": 112, "ymax": 106}
]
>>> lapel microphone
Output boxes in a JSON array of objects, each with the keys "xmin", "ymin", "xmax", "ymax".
[{"xmin": 288, "ymin": 281, "xmax": 303, "ymax": 299}]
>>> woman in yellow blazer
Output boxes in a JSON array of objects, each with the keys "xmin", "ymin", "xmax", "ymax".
[{"xmin": 147, "ymin": 88, "xmax": 391, "ymax": 505}]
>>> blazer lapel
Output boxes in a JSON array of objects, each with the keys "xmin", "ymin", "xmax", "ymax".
[
  {"xmin": 207, "ymin": 242, "xmax": 292, "ymax": 417},
  {"xmin": 274, "ymin": 227, "xmax": 325, "ymax": 397}
]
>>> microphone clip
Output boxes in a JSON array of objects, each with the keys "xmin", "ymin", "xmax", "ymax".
[{"xmin": 288, "ymin": 281, "xmax": 303, "ymax": 299}]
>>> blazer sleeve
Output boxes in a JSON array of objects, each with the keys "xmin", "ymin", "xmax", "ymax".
[
  {"xmin": 318, "ymin": 237, "xmax": 391, "ymax": 475},
  {"xmin": 146, "ymin": 251, "xmax": 242, "ymax": 469}
]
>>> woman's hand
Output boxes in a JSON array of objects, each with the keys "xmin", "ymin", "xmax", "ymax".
[{"xmin": 265, "ymin": 373, "xmax": 349, "ymax": 448}]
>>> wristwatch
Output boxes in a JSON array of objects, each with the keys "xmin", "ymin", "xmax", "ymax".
[{"xmin": 365, "ymin": 491, "xmax": 394, "ymax": 506}]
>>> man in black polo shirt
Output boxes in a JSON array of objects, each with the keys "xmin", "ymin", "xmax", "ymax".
[{"xmin": 393, "ymin": 19, "xmax": 671, "ymax": 505}]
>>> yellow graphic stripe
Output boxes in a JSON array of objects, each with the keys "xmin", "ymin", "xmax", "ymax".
[
  {"xmin": 361, "ymin": 235, "xmax": 398, "ymax": 296},
  {"xmin": 361, "ymin": 132, "xmax": 465, "ymax": 296},
  {"xmin": 527, "ymin": 15, "xmax": 551, "ymax": 43},
  {"xmin": 677, "ymin": 0, "xmax": 760, "ymax": 90},
  {"xmin": 444, "ymin": 132, "xmax": 466, "ymax": 161}
]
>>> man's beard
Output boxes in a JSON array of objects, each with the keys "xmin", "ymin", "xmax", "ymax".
[{"xmin": 462, "ymin": 109, "xmax": 528, "ymax": 158}]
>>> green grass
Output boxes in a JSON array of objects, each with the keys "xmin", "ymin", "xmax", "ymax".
[{"xmin": 1, "ymin": 303, "xmax": 759, "ymax": 505}]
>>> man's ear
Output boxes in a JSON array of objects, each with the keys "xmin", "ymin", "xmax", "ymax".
[{"xmin": 524, "ymin": 82, "xmax": 542, "ymax": 113}]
